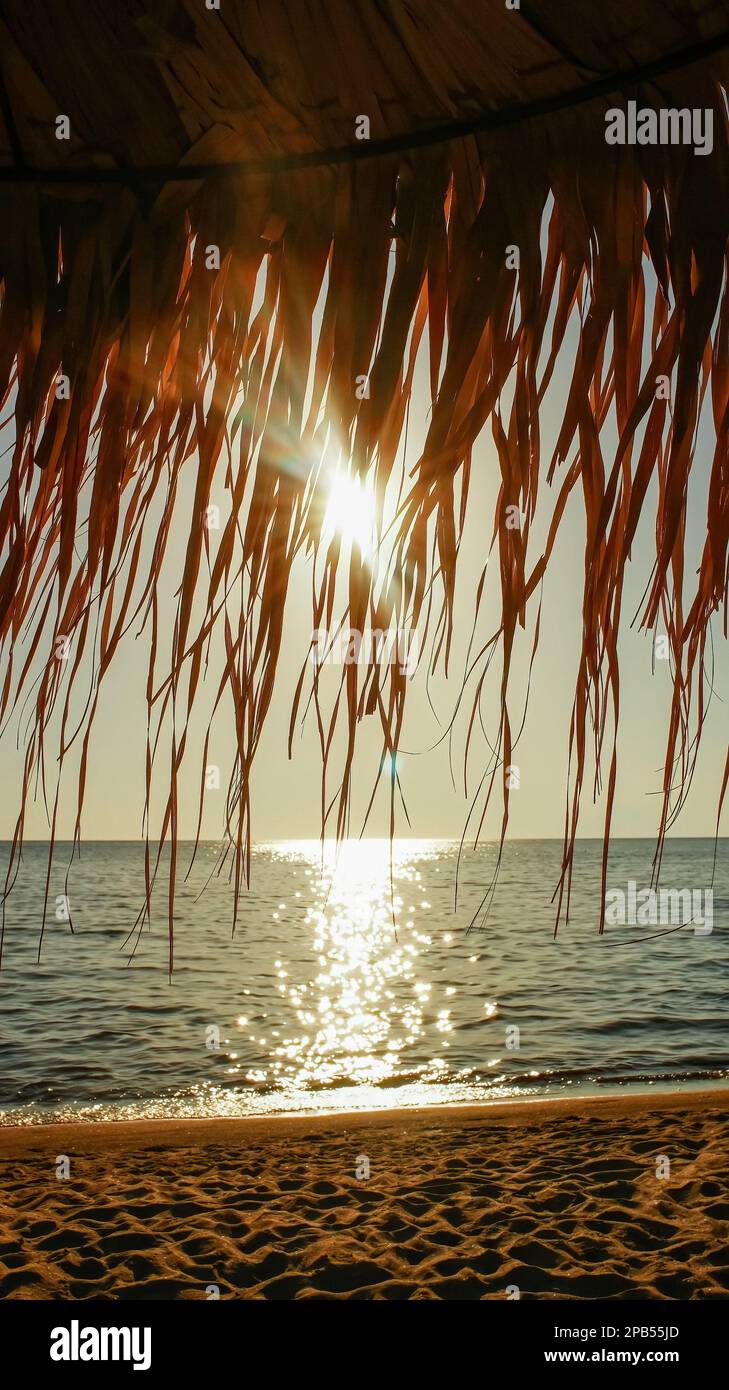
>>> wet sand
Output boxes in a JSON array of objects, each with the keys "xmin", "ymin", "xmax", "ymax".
[{"xmin": 1, "ymin": 1089, "xmax": 728, "ymax": 1299}]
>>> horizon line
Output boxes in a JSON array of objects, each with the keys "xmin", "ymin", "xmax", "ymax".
[{"xmin": 4, "ymin": 835, "xmax": 727, "ymax": 845}]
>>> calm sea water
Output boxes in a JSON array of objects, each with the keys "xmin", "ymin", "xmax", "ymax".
[{"xmin": 1, "ymin": 838, "xmax": 728, "ymax": 1124}]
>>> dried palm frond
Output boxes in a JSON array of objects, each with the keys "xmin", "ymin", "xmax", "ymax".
[{"xmin": 1, "ymin": 0, "xmax": 729, "ymax": 962}]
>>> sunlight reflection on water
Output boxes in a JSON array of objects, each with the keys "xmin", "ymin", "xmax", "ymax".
[
  {"xmin": 258, "ymin": 839, "xmax": 441, "ymax": 1093},
  {"xmin": 2, "ymin": 837, "xmax": 728, "ymax": 1123}
]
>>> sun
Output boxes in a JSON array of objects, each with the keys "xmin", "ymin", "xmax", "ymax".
[{"xmin": 322, "ymin": 466, "xmax": 377, "ymax": 557}]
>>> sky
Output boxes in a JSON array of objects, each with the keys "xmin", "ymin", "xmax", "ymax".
[{"xmin": 0, "ymin": 244, "xmax": 727, "ymax": 846}]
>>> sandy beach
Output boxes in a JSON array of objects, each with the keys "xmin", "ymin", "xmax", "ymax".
[{"xmin": 1, "ymin": 1089, "xmax": 728, "ymax": 1300}]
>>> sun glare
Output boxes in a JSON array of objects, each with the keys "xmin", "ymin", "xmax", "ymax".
[{"xmin": 322, "ymin": 467, "xmax": 377, "ymax": 556}]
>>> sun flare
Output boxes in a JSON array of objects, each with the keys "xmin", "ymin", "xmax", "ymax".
[{"xmin": 322, "ymin": 467, "xmax": 377, "ymax": 556}]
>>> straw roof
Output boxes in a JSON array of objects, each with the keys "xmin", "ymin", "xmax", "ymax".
[{"xmin": 1, "ymin": 1, "xmax": 729, "ymax": 954}]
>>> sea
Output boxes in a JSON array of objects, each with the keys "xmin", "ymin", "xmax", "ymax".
[{"xmin": 1, "ymin": 838, "xmax": 728, "ymax": 1124}]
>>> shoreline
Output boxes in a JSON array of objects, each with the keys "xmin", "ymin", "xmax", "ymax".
[
  {"xmin": 2, "ymin": 1084, "xmax": 729, "ymax": 1152},
  {"xmin": 2, "ymin": 1081, "xmax": 729, "ymax": 1149},
  {"xmin": 2, "ymin": 1088, "xmax": 728, "ymax": 1298}
]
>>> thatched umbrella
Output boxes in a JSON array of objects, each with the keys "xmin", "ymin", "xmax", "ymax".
[{"xmin": 1, "ymin": 1, "xmax": 728, "ymax": 962}]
